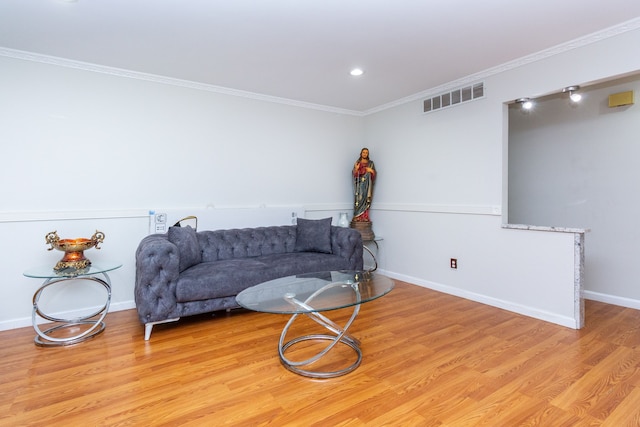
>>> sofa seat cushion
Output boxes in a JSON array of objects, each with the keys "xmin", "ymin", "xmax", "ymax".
[
  {"xmin": 176, "ymin": 259, "xmax": 269, "ymax": 302},
  {"xmin": 175, "ymin": 252, "xmax": 356, "ymax": 303}
]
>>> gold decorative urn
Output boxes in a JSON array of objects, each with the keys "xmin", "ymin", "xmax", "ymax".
[{"xmin": 45, "ymin": 230, "xmax": 105, "ymax": 271}]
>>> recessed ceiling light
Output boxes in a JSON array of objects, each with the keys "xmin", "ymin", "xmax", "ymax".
[{"xmin": 350, "ymin": 68, "xmax": 364, "ymax": 77}]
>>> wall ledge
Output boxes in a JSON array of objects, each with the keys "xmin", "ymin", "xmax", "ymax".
[
  {"xmin": 373, "ymin": 203, "xmax": 501, "ymax": 216},
  {"xmin": 0, "ymin": 209, "xmax": 149, "ymax": 223},
  {"xmin": 502, "ymin": 223, "xmax": 589, "ymax": 234}
]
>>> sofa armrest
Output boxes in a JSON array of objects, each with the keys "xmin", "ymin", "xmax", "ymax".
[
  {"xmin": 330, "ymin": 226, "xmax": 364, "ymax": 270},
  {"xmin": 134, "ymin": 234, "xmax": 182, "ymax": 324}
]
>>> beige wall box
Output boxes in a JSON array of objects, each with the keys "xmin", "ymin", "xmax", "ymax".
[{"xmin": 608, "ymin": 90, "xmax": 634, "ymax": 107}]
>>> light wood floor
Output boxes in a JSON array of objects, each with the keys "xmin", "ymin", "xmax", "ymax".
[{"xmin": 1, "ymin": 279, "xmax": 640, "ymax": 426}]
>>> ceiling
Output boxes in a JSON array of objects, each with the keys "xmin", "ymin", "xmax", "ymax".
[{"xmin": 1, "ymin": 1, "xmax": 640, "ymax": 113}]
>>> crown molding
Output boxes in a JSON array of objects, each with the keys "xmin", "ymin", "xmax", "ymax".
[
  {"xmin": 364, "ymin": 17, "xmax": 640, "ymax": 115},
  {"xmin": 0, "ymin": 47, "xmax": 364, "ymax": 117},
  {"xmin": 2, "ymin": 17, "xmax": 639, "ymax": 117}
]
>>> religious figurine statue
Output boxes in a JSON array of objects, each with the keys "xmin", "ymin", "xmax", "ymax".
[{"xmin": 351, "ymin": 147, "xmax": 376, "ymax": 240}]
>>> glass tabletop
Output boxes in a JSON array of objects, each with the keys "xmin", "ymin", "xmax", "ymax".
[
  {"xmin": 23, "ymin": 262, "xmax": 122, "ymax": 279},
  {"xmin": 236, "ymin": 270, "xmax": 394, "ymax": 314}
]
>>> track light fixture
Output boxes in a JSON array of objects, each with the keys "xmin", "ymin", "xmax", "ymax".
[
  {"xmin": 515, "ymin": 85, "xmax": 584, "ymax": 113},
  {"xmin": 516, "ymin": 97, "xmax": 533, "ymax": 110},
  {"xmin": 563, "ymin": 85, "xmax": 582, "ymax": 102}
]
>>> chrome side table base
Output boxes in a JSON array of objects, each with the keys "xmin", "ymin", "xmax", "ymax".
[
  {"xmin": 363, "ymin": 244, "xmax": 378, "ymax": 271},
  {"xmin": 32, "ymin": 274, "xmax": 112, "ymax": 347},
  {"xmin": 363, "ymin": 238, "xmax": 381, "ymax": 272},
  {"xmin": 279, "ymin": 281, "xmax": 362, "ymax": 378}
]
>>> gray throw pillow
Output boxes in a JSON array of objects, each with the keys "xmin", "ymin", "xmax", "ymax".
[
  {"xmin": 168, "ymin": 225, "xmax": 202, "ymax": 272},
  {"xmin": 294, "ymin": 217, "xmax": 333, "ymax": 254}
]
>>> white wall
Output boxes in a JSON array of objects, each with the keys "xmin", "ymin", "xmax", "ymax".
[
  {"xmin": 1, "ymin": 57, "xmax": 364, "ymax": 211},
  {"xmin": 363, "ymin": 93, "xmax": 582, "ymax": 327},
  {"xmin": 364, "ymin": 26, "xmax": 640, "ymax": 326},
  {"xmin": 509, "ymin": 74, "xmax": 640, "ymax": 307},
  {"xmin": 0, "ymin": 55, "xmax": 364, "ymax": 330},
  {"xmin": 2, "ymin": 25, "xmax": 640, "ymax": 332},
  {"xmin": 372, "ymin": 211, "xmax": 580, "ymax": 326}
]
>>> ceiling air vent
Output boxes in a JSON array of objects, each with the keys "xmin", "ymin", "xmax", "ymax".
[{"xmin": 423, "ymin": 82, "xmax": 484, "ymax": 113}]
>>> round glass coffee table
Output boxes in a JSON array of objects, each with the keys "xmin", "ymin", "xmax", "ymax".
[
  {"xmin": 236, "ymin": 270, "xmax": 394, "ymax": 378},
  {"xmin": 24, "ymin": 263, "xmax": 121, "ymax": 347}
]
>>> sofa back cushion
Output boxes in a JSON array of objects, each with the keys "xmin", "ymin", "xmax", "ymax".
[
  {"xmin": 293, "ymin": 217, "xmax": 333, "ymax": 254},
  {"xmin": 168, "ymin": 225, "xmax": 202, "ymax": 272},
  {"xmin": 198, "ymin": 226, "xmax": 297, "ymax": 262}
]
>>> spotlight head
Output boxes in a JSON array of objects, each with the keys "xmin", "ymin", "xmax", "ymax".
[
  {"xmin": 516, "ymin": 97, "xmax": 533, "ymax": 110},
  {"xmin": 563, "ymin": 85, "xmax": 582, "ymax": 103}
]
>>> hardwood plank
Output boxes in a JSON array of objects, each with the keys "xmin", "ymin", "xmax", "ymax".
[
  {"xmin": 600, "ymin": 385, "xmax": 640, "ymax": 427},
  {"xmin": 1, "ymin": 279, "xmax": 640, "ymax": 426}
]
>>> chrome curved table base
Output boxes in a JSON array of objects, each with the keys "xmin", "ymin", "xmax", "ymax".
[
  {"xmin": 363, "ymin": 244, "xmax": 378, "ymax": 272},
  {"xmin": 278, "ymin": 281, "xmax": 362, "ymax": 378},
  {"xmin": 32, "ymin": 274, "xmax": 112, "ymax": 347}
]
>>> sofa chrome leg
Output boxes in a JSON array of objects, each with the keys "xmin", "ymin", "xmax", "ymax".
[{"xmin": 144, "ymin": 318, "xmax": 180, "ymax": 340}]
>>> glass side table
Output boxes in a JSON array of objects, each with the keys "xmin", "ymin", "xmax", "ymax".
[
  {"xmin": 23, "ymin": 263, "xmax": 121, "ymax": 347},
  {"xmin": 363, "ymin": 237, "xmax": 382, "ymax": 272}
]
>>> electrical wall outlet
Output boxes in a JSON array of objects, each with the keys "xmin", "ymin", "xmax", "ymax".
[
  {"xmin": 149, "ymin": 211, "xmax": 168, "ymax": 234},
  {"xmin": 155, "ymin": 213, "xmax": 167, "ymax": 232},
  {"xmin": 450, "ymin": 258, "xmax": 458, "ymax": 269}
]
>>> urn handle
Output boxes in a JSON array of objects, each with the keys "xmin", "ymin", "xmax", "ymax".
[
  {"xmin": 92, "ymin": 230, "xmax": 105, "ymax": 250},
  {"xmin": 45, "ymin": 231, "xmax": 60, "ymax": 251}
]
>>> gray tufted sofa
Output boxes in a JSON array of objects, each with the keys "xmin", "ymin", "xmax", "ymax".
[{"xmin": 135, "ymin": 218, "xmax": 363, "ymax": 340}]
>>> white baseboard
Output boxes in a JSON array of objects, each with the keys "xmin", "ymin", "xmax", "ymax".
[
  {"xmin": 7, "ymin": 286, "xmax": 636, "ymax": 334},
  {"xmin": 378, "ymin": 269, "xmax": 580, "ymax": 329},
  {"xmin": 0, "ymin": 300, "xmax": 137, "ymax": 332},
  {"xmin": 583, "ymin": 290, "xmax": 640, "ymax": 310}
]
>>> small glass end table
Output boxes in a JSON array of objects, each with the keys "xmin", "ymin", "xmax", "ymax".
[
  {"xmin": 363, "ymin": 236, "xmax": 383, "ymax": 271},
  {"xmin": 23, "ymin": 263, "xmax": 121, "ymax": 347},
  {"xmin": 236, "ymin": 270, "xmax": 394, "ymax": 378}
]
